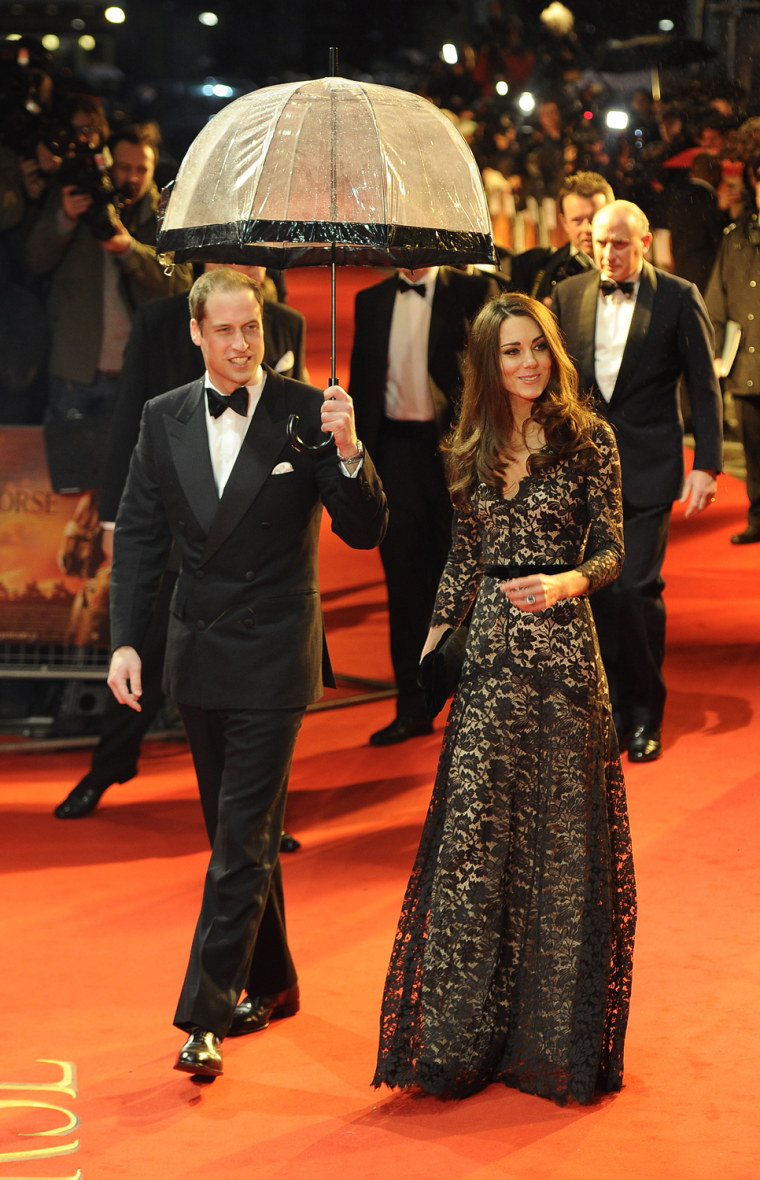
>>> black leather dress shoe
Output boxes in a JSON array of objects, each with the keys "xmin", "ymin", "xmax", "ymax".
[
  {"xmin": 369, "ymin": 717, "xmax": 433, "ymax": 746},
  {"xmin": 174, "ymin": 1029, "xmax": 223, "ymax": 1077},
  {"xmin": 228, "ymin": 985, "xmax": 300, "ymax": 1037},
  {"xmin": 54, "ymin": 774, "xmax": 112, "ymax": 819},
  {"xmin": 280, "ymin": 830, "xmax": 301, "ymax": 853},
  {"xmin": 627, "ymin": 726, "xmax": 662, "ymax": 762},
  {"xmin": 731, "ymin": 527, "xmax": 760, "ymax": 545}
]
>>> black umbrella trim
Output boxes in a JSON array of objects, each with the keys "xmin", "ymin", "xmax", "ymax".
[{"xmin": 156, "ymin": 218, "xmax": 497, "ymax": 268}]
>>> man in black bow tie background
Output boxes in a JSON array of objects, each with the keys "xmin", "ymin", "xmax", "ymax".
[
  {"xmin": 349, "ymin": 264, "xmax": 498, "ymax": 745},
  {"xmin": 552, "ymin": 199, "xmax": 723, "ymax": 762},
  {"xmin": 107, "ymin": 267, "xmax": 387, "ymax": 1077}
]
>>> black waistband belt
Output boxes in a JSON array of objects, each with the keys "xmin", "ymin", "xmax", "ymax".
[{"xmin": 484, "ymin": 563, "xmax": 574, "ymax": 579}]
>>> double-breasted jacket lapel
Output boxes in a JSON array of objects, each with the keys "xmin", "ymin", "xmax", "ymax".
[
  {"xmin": 162, "ymin": 370, "xmax": 291, "ymax": 567},
  {"xmin": 163, "ymin": 379, "xmax": 218, "ymax": 535},
  {"xmin": 576, "ymin": 273, "xmax": 600, "ymax": 387},
  {"xmin": 200, "ymin": 368, "xmax": 289, "ymax": 566}
]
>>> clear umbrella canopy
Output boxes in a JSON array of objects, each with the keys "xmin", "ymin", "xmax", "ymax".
[{"xmin": 156, "ymin": 76, "xmax": 497, "ymax": 270}]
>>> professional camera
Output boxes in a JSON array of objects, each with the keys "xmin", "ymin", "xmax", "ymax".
[
  {"xmin": 57, "ymin": 140, "xmax": 126, "ymax": 240},
  {"xmin": 0, "ymin": 37, "xmax": 55, "ymax": 159}
]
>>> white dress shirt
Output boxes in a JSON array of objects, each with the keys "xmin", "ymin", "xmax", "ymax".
[
  {"xmin": 594, "ymin": 273, "xmax": 641, "ymax": 403},
  {"xmin": 205, "ymin": 367, "xmax": 264, "ymax": 495},
  {"xmin": 384, "ymin": 266, "xmax": 439, "ymax": 421}
]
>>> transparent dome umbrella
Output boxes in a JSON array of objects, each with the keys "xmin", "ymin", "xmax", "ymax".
[{"xmin": 156, "ymin": 70, "xmax": 497, "ymax": 451}]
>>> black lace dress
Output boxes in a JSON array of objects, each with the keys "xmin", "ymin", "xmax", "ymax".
[{"xmin": 373, "ymin": 421, "xmax": 636, "ymax": 1105}]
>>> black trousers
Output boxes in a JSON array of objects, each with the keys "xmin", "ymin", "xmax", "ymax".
[
  {"xmin": 735, "ymin": 394, "xmax": 760, "ymax": 531},
  {"xmin": 374, "ymin": 418, "xmax": 453, "ymax": 720},
  {"xmin": 173, "ymin": 704, "xmax": 303, "ymax": 1038},
  {"xmin": 591, "ymin": 500, "xmax": 671, "ymax": 731}
]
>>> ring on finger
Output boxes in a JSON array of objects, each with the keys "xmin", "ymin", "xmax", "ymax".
[{"xmin": 526, "ymin": 593, "xmax": 536, "ymax": 604}]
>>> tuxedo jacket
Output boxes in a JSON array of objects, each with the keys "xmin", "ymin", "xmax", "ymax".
[
  {"xmin": 99, "ymin": 293, "xmax": 306, "ymax": 520},
  {"xmin": 348, "ymin": 267, "xmax": 497, "ymax": 451},
  {"xmin": 110, "ymin": 369, "xmax": 387, "ymax": 711},
  {"xmin": 510, "ymin": 242, "xmax": 594, "ymax": 302},
  {"xmin": 552, "ymin": 260, "xmax": 723, "ymax": 507}
]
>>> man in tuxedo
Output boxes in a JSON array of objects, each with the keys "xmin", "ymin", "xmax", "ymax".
[
  {"xmin": 348, "ymin": 264, "xmax": 497, "ymax": 745},
  {"xmin": 511, "ymin": 171, "xmax": 614, "ymax": 304},
  {"xmin": 54, "ymin": 265, "xmax": 307, "ymax": 829},
  {"xmin": 107, "ymin": 267, "xmax": 387, "ymax": 1077},
  {"xmin": 552, "ymin": 200, "xmax": 723, "ymax": 762}
]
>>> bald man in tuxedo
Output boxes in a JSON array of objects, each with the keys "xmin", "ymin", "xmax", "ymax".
[{"xmin": 552, "ymin": 200, "xmax": 722, "ymax": 762}]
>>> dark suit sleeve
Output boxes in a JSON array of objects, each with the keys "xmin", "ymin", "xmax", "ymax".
[
  {"xmin": 314, "ymin": 444, "xmax": 388, "ymax": 551},
  {"xmin": 110, "ymin": 402, "xmax": 174, "ymax": 651},
  {"xmin": 279, "ymin": 383, "xmax": 388, "ymax": 550},
  {"xmin": 676, "ymin": 283, "xmax": 723, "ymax": 473}
]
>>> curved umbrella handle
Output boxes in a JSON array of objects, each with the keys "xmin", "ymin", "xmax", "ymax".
[{"xmin": 286, "ymin": 413, "xmax": 335, "ymax": 454}]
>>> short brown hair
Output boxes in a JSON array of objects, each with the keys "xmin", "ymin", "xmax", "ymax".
[
  {"xmin": 189, "ymin": 266, "xmax": 264, "ymax": 325},
  {"xmin": 558, "ymin": 171, "xmax": 614, "ymax": 216}
]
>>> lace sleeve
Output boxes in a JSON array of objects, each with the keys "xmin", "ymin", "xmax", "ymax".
[
  {"xmin": 577, "ymin": 421, "xmax": 624, "ymax": 594},
  {"xmin": 430, "ymin": 507, "xmax": 483, "ymax": 628}
]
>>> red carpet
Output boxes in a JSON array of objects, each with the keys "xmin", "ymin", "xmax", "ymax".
[{"xmin": 2, "ymin": 268, "xmax": 759, "ymax": 1179}]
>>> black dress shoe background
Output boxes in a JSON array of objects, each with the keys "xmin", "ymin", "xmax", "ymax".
[
  {"xmin": 731, "ymin": 527, "xmax": 760, "ymax": 545},
  {"xmin": 174, "ymin": 1028, "xmax": 223, "ymax": 1077},
  {"xmin": 369, "ymin": 716, "xmax": 433, "ymax": 747},
  {"xmin": 627, "ymin": 726, "xmax": 662, "ymax": 762},
  {"xmin": 280, "ymin": 830, "xmax": 301, "ymax": 853},
  {"xmin": 54, "ymin": 774, "xmax": 113, "ymax": 819},
  {"xmin": 228, "ymin": 985, "xmax": 300, "ymax": 1037}
]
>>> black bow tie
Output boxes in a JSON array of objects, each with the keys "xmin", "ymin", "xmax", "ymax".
[
  {"xmin": 600, "ymin": 278, "xmax": 635, "ymax": 298},
  {"xmin": 397, "ymin": 277, "xmax": 427, "ymax": 297},
  {"xmin": 206, "ymin": 386, "xmax": 249, "ymax": 418}
]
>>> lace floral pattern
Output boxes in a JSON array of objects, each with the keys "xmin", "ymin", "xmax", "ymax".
[{"xmin": 373, "ymin": 422, "xmax": 636, "ymax": 1105}]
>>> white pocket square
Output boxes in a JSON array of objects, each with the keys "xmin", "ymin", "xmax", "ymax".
[
  {"xmin": 274, "ymin": 350, "xmax": 295, "ymax": 373},
  {"xmin": 272, "ymin": 461, "xmax": 294, "ymax": 475}
]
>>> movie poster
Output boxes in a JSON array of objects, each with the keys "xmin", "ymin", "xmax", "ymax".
[{"xmin": 0, "ymin": 427, "xmax": 110, "ymax": 654}]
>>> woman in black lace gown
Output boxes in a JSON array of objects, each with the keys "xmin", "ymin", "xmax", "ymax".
[{"xmin": 373, "ymin": 293, "xmax": 636, "ymax": 1106}]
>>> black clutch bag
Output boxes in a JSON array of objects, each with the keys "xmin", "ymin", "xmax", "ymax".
[{"xmin": 417, "ymin": 626, "xmax": 469, "ymax": 719}]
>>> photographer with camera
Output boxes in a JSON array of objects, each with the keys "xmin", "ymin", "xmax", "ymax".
[
  {"xmin": 27, "ymin": 125, "xmax": 192, "ymax": 421},
  {"xmin": 0, "ymin": 38, "xmax": 62, "ymax": 276}
]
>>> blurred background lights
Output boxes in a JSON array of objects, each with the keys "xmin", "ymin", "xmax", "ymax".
[
  {"xmin": 518, "ymin": 91, "xmax": 535, "ymax": 114},
  {"xmin": 199, "ymin": 12, "xmax": 219, "ymax": 27},
  {"xmin": 41, "ymin": 35, "xmax": 60, "ymax": 51},
  {"xmin": 495, "ymin": 80, "xmax": 509, "ymax": 96},
  {"xmin": 201, "ymin": 81, "xmax": 234, "ymax": 98},
  {"xmin": 78, "ymin": 34, "xmax": 97, "ymax": 51},
  {"xmin": 104, "ymin": 6, "xmax": 126, "ymax": 22},
  {"xmin": 606, "ymin": 109, "xmax": 629, "ymax": 130},
  {"xmin": 658, "ymin": 19, "xmax": 675, "ymax": 32},
  {"xmin": 441, "ymin": 43, "xmax": 458, "ymax": 65}
]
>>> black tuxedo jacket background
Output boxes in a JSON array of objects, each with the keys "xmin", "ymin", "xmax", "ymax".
[
  {"xmin": 110, "ymin": 369, "xmax": 387, "ymax": 710},
  {"xmin": 552, "ymin": 260, "xmax": 723, "ymax": 506},
  {"xmin": 348, "ymin": 267, "xmax": 498, "ymax": 449},
  {"xmin": 99, "ymin": 293, "xmax": 306, "ymax": 521}
]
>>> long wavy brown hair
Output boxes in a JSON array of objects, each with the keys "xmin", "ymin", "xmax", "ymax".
[{"xmin": 443, "ymin": 292, "xmax": 601, "ymax": 508}]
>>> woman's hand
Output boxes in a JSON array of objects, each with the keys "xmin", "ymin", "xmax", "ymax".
[
  {"xmin": 420, "ymin": 622, "xmax": 450, "ymax": 661},
  {"xmin": 501, "ymin": 570, "xmax": 590, "ymax": 612}
]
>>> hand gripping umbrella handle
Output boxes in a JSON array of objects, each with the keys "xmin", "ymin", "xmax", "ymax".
[
  {"xmin": 286, "ymin": 413, "xmax": 335, "ymax": 454},
  {"xmin": 287, "ymin": 379, "xmax": 339, "ymax": 454}
]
